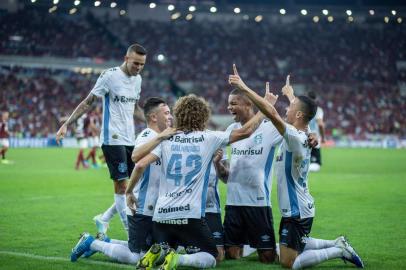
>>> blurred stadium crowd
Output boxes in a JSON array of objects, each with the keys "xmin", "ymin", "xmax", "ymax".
[{"xmin": 0, "ymin": 8, "xmax": 405, "ymax": 138}]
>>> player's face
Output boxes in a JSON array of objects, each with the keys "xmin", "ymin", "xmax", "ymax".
[
  {"xmin": 1, "ymin": 112, "xmax": 9, "ymax": 121},
  {"xmin": 155, "ymin": 104, "xmax": 173, "ymax": 132},
  {"xmin": 227, "ymin": 95, "xmax": 251, "ymax": 123},
  {"xmin": 285, "ymin": 99, "xmax": 301, "ymax": 124},
  {"xmin": 125, "ymin": 52, "xmax": 146, "ymax": 76}
]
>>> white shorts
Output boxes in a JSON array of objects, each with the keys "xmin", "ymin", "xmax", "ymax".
[
  {"xmin": 0, "ymin": 138, "xmax": 9, "ymax": 148},
  {"xmin": 88, "ymin": 136, "xmax": 99, "ymax": 148},
  {"xmin": 77, "ymin": 138, "xmax": 88, "ymax": 149}
]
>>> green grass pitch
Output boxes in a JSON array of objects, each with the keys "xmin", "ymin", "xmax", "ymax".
[{"xmin": 1, "ymin": 148, "xmax": 406, "ymax": 269}]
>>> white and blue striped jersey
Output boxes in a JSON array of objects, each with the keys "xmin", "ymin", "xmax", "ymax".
[
  {"xmin": 225, "ymin": 120, "xmax": 282, "ymax": 207},
  {"xmin": 132, "ymin": 128, "xmax": 161, "ymax": 216},
  {"xmin": 308, "ymin": 107, "xmax": 323, "ymax": 149},
  {"xmin": 275, "ymin": 124, "xmax": 315, "ymax": 218},
  {"xmin": 151, "ymin": 130, "xmax": 231, "ymax": 221},
  {"xmin": 91, "ymin": 67, "xmax": 142, "ymax": 146},
  {"xmin": 205, "ymin": 163, "xmax": 221, "ymax": 214}
]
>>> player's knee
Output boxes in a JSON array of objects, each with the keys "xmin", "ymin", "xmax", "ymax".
[
  {"xmin": 114, "ymin": 180, "xmax": 127, "ymax": 194},
  {"xmin": 216, "ymin": 247, "xmax": 225, "ymax": 262},
  {"xmin": 225, "ymin": 246, "xmax": 241, "ymax": 259},
  {"xmin": 280, "ymin": 256, "xmax": 295, "ymax": 268},
  {"xmin": 258, "ymin": 249, "xmax": 276, "ymax": 264}
]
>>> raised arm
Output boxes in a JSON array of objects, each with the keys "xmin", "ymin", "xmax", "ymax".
[
  {"xmin": 282, "ymin": 75, "xmax": 295, "ymax": 104},
  {"xmin": 134, "ymin": 103, "xmax": 146, "ymax": 122},
  {"xmin": 131, "ymin": 127, "xmax": 177, "ymax": 162},
  {"xmin": 56, "ymin": 93, "xmax": 98, "ymax": 144},
  {"xmin": 213, "ymin": 149, "xmax": 229, "ymax": 183},
  {"xmin": 229, "ymin": 64, "xmax": 286, "ymax": 136}
]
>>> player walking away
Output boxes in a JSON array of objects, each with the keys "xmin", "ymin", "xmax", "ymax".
[
  {"xmin": 86, "ymin": 107, "xmax": 102, "ymax": 168},
  {"xmin": 229, "ymin": 65, "xmax": 364, "ymax": 269},
  {"xmin": 0, "ymin": 111, "xmax": 11, "ymax": 164},
  {"xmin": 129, "ymin": 94, "xmax": 268, "ymax": 270},
  {"xmin": 74, "ymin": 113, "xmax": 90, "ymax": 170},
  {"xmin": 56, "ymin": 44, "xmax": 147, "ymax": 233},
  {"xmin": 308, "ymin": 92, "xmax": 325, "ymax": 172},
  {"xmin": 70, "ymin": 97, "xmax": 173, "ymax": 264}
]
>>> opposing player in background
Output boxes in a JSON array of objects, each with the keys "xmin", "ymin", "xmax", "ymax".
[
  {"xmin": 0, "ymin": 111, "xmax": 11, "ymax": 164},
  {"xmin": 70, "ymin": 97, "xmax": 173, "ymax": 264},
  {"xmin": 86, "ymin": 107, "xmax": 102, "ymax": 168},
  {"xmin": 130, "ymin": 94, "xmax": 267, "ymax": 270},
  {"xmin": 308, "ymin": 92, "xmax": 325, "ymax": 172},
  {"xmin": 56, "ymin": 43, "xmax": 147, "ymax": 233},
  {"xmin": 74, "ymin": 113, "xmax": 90, "ymax": 170},
  {"xmin": 230, "ymin": 65, "xmax": 364, "ymax": 269}
]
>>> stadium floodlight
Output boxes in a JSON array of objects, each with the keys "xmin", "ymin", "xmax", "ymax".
[
  {"xmin": 348, "ymin": 16, "xmax": 354, "ymax": 22},
  {"xmin": 74, "ymin": 0, "xmax": 80, "ymax": 6},
  {"xmin": 189, "ymin": 6, "xmax": 196, "ymax": 12},
  {"xmin": 119, "ymin": 9, "xmax": 126, "ymax": 15},
  {"xmin": 255, "ymin": 15, "xmax": 263, "ymax": 22},
  {"xmin": 94, "ymin": 1, "xmax": 101, "ymax": 7},
  {"xmin": 384, "ymin": 16, "xmax": 389, "ymax": 23},
  {"xmin": 322, "ymin": 9, "xmax": 329, "ymax": 16},
  {"xmin": 171, "ymin": 12, "xmax": 181, "ymax": 20},
  {"xmin": 53, "ymin": 0, "xmax": 59, "ymax": 4},
  {"xmin": 392, "ymin": 10, "xmax": 396, "ymax": 16},
  {"xmin": 168, "ymin": 4, "xmax": 175, "ymax": 11},
  {"xmin": 280, "ymin": 9, "xmax": 286, "ymax": 15},
  {"xmin": 234, "ymin": 7, "xmax": 241, "ymax": 14},
  {"xmin": 210, "ymin": 6, "xmax": 217, "ymax": 13},
  {"xmin": 110, "ymin": 2, "xmax": 117, "ymax": 8},
  {"xmin": 398, "ymin": 17, "xmax": 402, "ymax": 24},
  {"xmin": 69, "ymin": 8, "xmax": 77, "ymax": 15},
  {"xmin": 31, "ymin": 0, "xmax": 36, "ymax": 3},
  {"xmin": 369, "ymin": 10, "xmax": 375, "ymax": 15},
  {"xmin": 186, "ymin": 13, "xmax": 193, "ymax": 20},
  {"xmin": 327, "ymin": 16, "xmax": 334, "ymax": 22},
  {"xmin": 149, "ymin": 3, "xmax": 156, "ymax": 9},
  {"xmin": 346, "ymin": 10, "xmax": 352, "ymax": 16},
  {"xmin": 301, "ymin": 9, "xmax": 307, "ymax": 16},
  {"xmin": 157, "ymin": 54, "xmax": 165, "ymax": 62},
  {"xmin": 313, "ymin": 16, "xmax": 319, "ymax": 23}
]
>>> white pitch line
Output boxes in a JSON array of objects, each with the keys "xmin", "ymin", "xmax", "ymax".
[{"xmin": 0, "ymin": 251, "xmax": 133, "ymax": 269}]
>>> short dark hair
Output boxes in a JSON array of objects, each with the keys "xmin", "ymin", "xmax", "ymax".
[
  {"xmin": 308, "ymin": 91, "xmax": 317, "ymax": 101},
  {"xmin": 229, "ymin": 88, "xmax": 253, "ymax": 106},
  {"xmin": 297, "ymin": 95, "xmax": 317, "ymax": 122},
  {"xmin": 143, "ymin": 97, "xmax": 166, "ymax": 120},
  {"xmin": 127, "ymin": 43, "xmax": 147, "ymax": 56}
]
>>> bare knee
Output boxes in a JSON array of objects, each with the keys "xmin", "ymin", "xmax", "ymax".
[
  {"xmin": 216, "ymin": 247, "xmax": 225, "ymax": 263},
  {"xmin": 280, "ymin": 257, "xmax": 295, "ymax": 268},
  {"xmin": 225, "ymin": 246, "xmax": 241, "ymax": 260},
  {"xmin": 114, "ymin": 180, "xmax": 127, "ymax": 194},
  {"xmin": 258, "ymin": 249, "xmax": 277, "ymax": 264}
]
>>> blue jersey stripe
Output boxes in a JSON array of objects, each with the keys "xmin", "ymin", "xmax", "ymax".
[
  {"xmin": 264, "ymin": 146, "xmax": 276, "ymax": 206},
  {"xmin": 285, "ymin": 151, "xmax": 300, "ymax": 217},
  {"xmin": 137, "ymin": 165, "xmax": 151, "ymax": 214},
  {"xmin": 103, "ymin": 93, "xmax": 110, "ymax": 145},
  {"xmin": 201, "ymin": 158, "xmax": 213, "ymax": 217}
]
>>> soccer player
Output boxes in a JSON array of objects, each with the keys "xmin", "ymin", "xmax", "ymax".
[
  {"xmin": 308, "ymin": 91, "xmax": 325, "ymax": 172},
  {"xmin": 74, "ymin": 113, "xmax": 90, "ymax": 170},
  {"xmin": 70, "ymin": 97, "xmax": 173, "ymax": 264},
  {"xmin": 229, "ymin": 65, "xmax": 364, "ymax": 269},
  {"xmin": 86, "ymin": 107, "xmax": 102, "ymax": 168},
  {"xmin": 130, "ymin": 94, "xmax": 267, "ymax": 270},
  {"xmin": 56, "ymin": 44, "xmax": 147, "ymax": 232},
  {"xmin": 0, "ymin": 111, "xmax": 10, "ymax": 164}
]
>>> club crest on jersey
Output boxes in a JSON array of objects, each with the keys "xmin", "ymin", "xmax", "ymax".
[
  {"xmin": 118, "ymin": 162, "xmax": 127, "ymax": 173},
  {"xmin": 254, "ymin": 134, "xmax": 263, "ymax": 145}
]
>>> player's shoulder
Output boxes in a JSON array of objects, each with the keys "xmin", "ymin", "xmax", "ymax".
[
  {"xmin": 99, "ymin": 67, "xmax": 119, "ymax": 78},
  {"xmin": 138, "ymin": 128, "xmax": 157, "ymax": 139},
  {"xmin": 225, "ymin": 122, "xmax": 240, "ymax": 132}
]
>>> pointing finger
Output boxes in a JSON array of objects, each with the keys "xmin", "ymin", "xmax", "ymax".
[
  {"xmin": 233, "ymin": 64, "xmax": 239, "ymax": 76},
  {"xmin": 266, "ymin": 82, "xmax": 270, "ymax": 94},
  {"xmin": 286, "ymin": 75, "xmax": 290, "ymax": 86}
]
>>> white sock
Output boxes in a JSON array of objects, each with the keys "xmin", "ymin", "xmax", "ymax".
[
  {"xmin": 90, "ymin": 240, "xmax": 140, "ymax": 264},
  {"xmin": 242, "ymin": 245, "xmax": 257, "ymax": 257},
  {"xmin": 178, "ymin": 252, "xmax": 216, "ymax": 268},
  {"xmin": 303, "ymin": 237, "xmax": 336, "ymax": 250},
  {"xmin": 110, "ymin": 239, "xmax": 128, "ymax": 247},
  {"xmin": 101, "ymin": 203, "xmax": 117, "ymax": 222},
  {"xmin": 114, "ymin": 194, "xmax": 128, "ymax": 231},
  {"xmin": 292, "ymin": 247, "xmax": 343, "ymax": 269}
]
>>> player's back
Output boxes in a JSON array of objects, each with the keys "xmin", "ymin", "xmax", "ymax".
[{"xmin": 152, "ymin": 130, "xmax": 230, "ymax": 222}]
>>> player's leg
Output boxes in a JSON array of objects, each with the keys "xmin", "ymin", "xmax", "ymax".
[
  {"xmin": 0, "ymin": 139, "xmax": 9, "ymax": 163},
  {"xmin": 205, "ymin": 213, "xmax": 225, "ymax": 262},
  {"xmin": 223, "ymin": 205, "xmax": 245, "ymax": 259},
  {"xmin": 127, "ymin": 213, "xmax": 153, "ymax": 258},
  {"xmin": 309, "ymin": 148, "xmax": 321, "ymax": 172},
  {"xmin": 244, "ymin": 206, "xmax": 277, "ymax": 263}
]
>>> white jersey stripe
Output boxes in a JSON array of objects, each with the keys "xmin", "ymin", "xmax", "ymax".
[
  {"xmin": 285, "ymin": 151, "xmax": 300, "ymax": 217},
  {"xmin": 137, "ymin": 165, "xmax": 151, "ymax": 211},
  {"xmin": 263, "ymin": 146, "xmax": 276, "ymax": 206},
  {"xmin": 200, "ymin": 159, "xmax": 213, "ymax": 217},
  {"xmin": 103, "ymin": 93, "xmax": 110, "ymax": 145}
]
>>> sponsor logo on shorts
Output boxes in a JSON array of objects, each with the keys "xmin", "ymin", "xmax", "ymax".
[
  {"xmin": 118, "ymin": 162, "xmax": 127, "ymax": 173},
  {"xmin": 165, "ymin": 188, "xmax": 193, "ymax": 198},
  {"xmin": 281, "ymin": 229, "xmax": 289, "ymax": 236},
  {"xmin": 156, "ymin": 219, "xmax": 189, "ymax": 225},
  {"xmin": 213, "ymin": 231, "xmax": 223, "ymax": 239},
  {"xmin": 261, "ymin": 234, "xmax": 271, "ymax": 242},
  {"xmin": 157, "ymin": 204, "xmax": 191, "ymax": 214}
]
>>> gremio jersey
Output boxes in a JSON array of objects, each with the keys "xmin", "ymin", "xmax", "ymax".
[
  {"xmin": 275, "ymin": 124, "xmax": 315, "ymax": 219},
  {"xmin": 226, "ymin": 120, "xmax": 282, "ymax": 207},
  {"xmin": 91, "ymin": 67, "xmax": 142, "ymax": 146},
  {"xmin": 308, "ymin": 107, "xmax": 323, "ymax": 149},
  {"xmin": 151, "ymin": 130, "xmax": 231, "ymax": 221},
  {"xmin": 132, "ymin": 128, "xmax": 161, "ymax": 216}
]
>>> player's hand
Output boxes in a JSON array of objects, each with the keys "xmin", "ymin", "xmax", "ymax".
[
  {"xmin": 126, "ymin": 193, "xmax": 138, "ymax": 215},
  {"xmin": 282, "ymin": 75, "xmax": 295, "ymax": 102},
  {"xmin": 264, "ymin": 82, "xmax": 278, "ymax": 106},
  {"xmin": 158, "ymin": 127, "xmax": 177, "ymax": 140},
  {"xmin": 213, "ymin": 149, "xmax": 224, "ymax": 164},
  {"xmin": 307, "ymin": 133, "xmax": 319, "ymax": 148},
  {"xmin": 55, "ymin": 124, "xmax": 67, "ymax": 145},
  {"xmin": 228, "ymin": 64, "xmax": 248, "ymax": 91}
]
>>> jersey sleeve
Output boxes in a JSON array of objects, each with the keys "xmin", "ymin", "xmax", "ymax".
[
  {"xmin": 208, "ymin": 129, "xmax": 232, "ymax": 150},
  {"xmin": 91, "ymin": 70, "xmax": 110, "ymax": 97},
  {"xmin": 151, "ymin": 143, "xmax": 162, "ymax": 159},
  {"xmin": 283, "ymin": 124, "xmax": 307, "ymax": 152},
  {"xmin": 315, "ymin": 107, "xmax": 324, "ymax": 120},
  {"xmin": 262, "ymin": 120, "xmax": 283, "ymax": 145}
]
